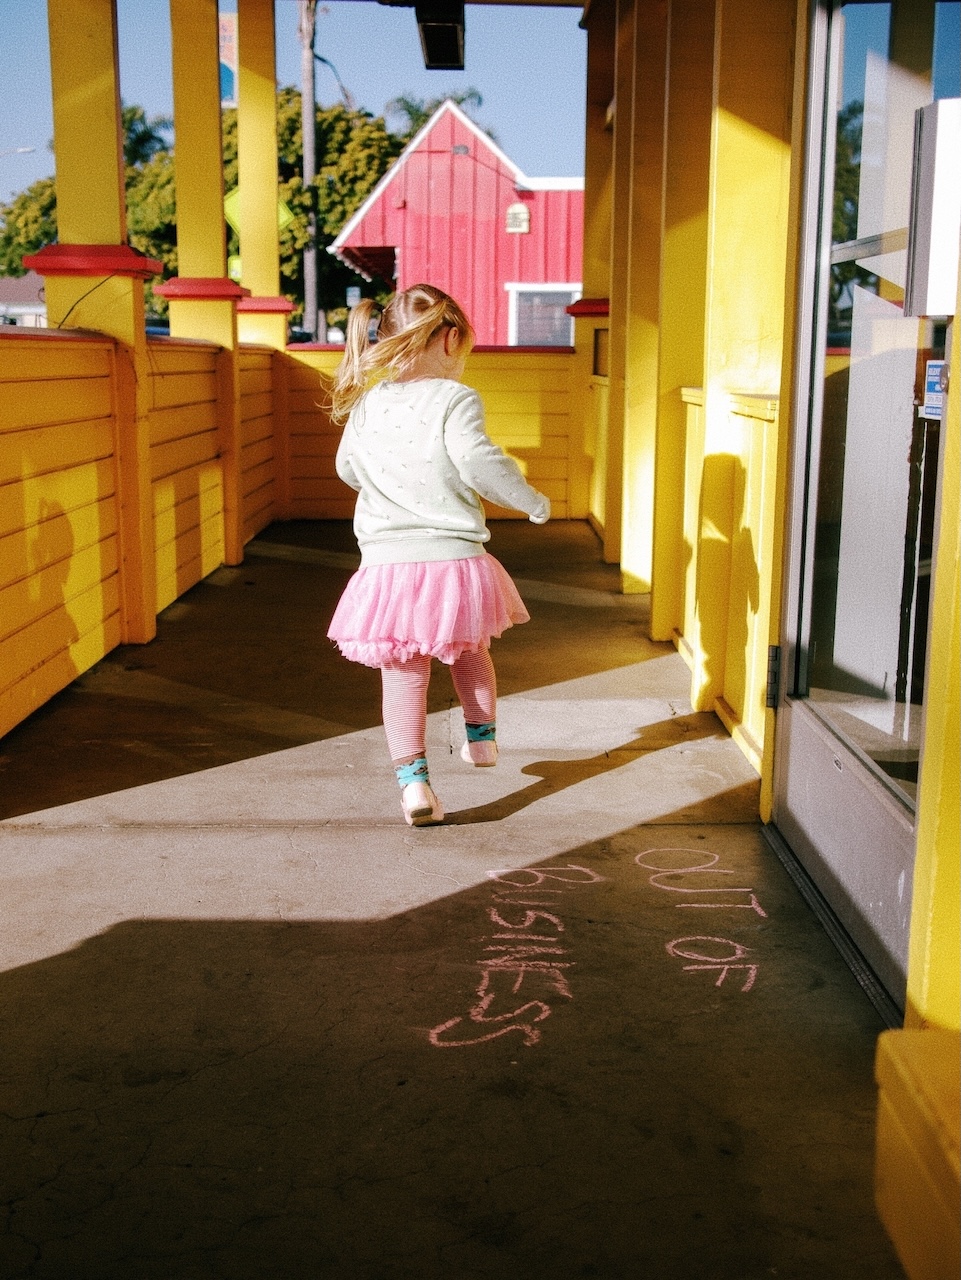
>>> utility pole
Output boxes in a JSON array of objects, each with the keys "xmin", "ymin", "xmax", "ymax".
[{"xmin": 299, "ymin": 0, "xmax": 318, "ymax": 338}]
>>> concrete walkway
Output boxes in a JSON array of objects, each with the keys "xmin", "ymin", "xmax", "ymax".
[{"xmin": 0, "ymin": 522, "xmax": 903, "ymax": 1279}]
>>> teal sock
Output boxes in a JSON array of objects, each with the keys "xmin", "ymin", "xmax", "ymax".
[
  {"xmin": 395, "ymin": 757, "xmax": 429, "ymax": 788},
  {"xmin": 466, "ymin": 721, "xmax": 496, "ymax": 742}
]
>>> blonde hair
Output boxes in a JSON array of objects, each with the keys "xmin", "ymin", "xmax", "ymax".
[{"xmin": 331, "ymin": 283, "xmax": 475, "ymax": 423}]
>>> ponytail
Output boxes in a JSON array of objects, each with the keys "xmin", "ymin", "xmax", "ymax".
[
  {"xmin": 330, "ymin": 284, "xmax": 475, "ymax": 424},
  {"xmin": 331, "ymin": 298, "xmax": 382, "ymax": 423}
]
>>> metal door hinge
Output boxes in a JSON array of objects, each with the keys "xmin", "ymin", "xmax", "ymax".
[{"xmin": 766, "ymin": 645, "xmax": 781, "ymax": 709}]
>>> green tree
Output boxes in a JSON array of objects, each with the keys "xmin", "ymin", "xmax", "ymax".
[
  {"xmin": 385, "ymin": 87, "xmax": 488, "ymax": 140},
  {"xmin": 221, "ymin": 87, "xmax": 404, "ymax": 323},
  {"xmin": 0, "ymin": 106, "xmax": 174, "ymax": 283},
  {"xmin": 829, "ymin": 99, "xmax": 876, "ymax": 339},
  {"xmin": 121, "ymin": 104, "xmax": 172, "ymax": 166},
  {"xmin": 126, "ymin": 152, "xmax": 178, "ymax": 285},
  {"xmin": 1, "ymin": 91, "xmax": 402, "ymax": 325},
  {"xmin": 0, "ymin": 176, "xmax": 57, "ymax": 276}
]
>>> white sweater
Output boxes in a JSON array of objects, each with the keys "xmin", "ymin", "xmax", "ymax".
[{"xmin": 335, "ymin": 378, "xmax": 550, "ymax": 565}]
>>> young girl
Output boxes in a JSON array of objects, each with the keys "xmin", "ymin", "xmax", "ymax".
[{"xmin": 327, "ymin": 283, "xmax": 551, "ymax": 827}]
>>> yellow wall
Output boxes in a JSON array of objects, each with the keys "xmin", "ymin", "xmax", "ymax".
[
  {"xmin": 471, "ymin": 350, "xmax": 581, "ymax": 520},
  {"xmin": 0, "ymin": 333, "xmax": 122, "ymax": 738},
  {"xmin": 0, "ymin": 331, "xmax": 285, "ymax": 738},
  {"xmin": 282, "ymin": 348, "xmax": 581, "ymax": 522},
  {"xmin": 281, "ymin": 350, "xmax": 345, "ymax": 520},
  {"xmin": 238, "ymin": 347, "xmax": 278, "ymax": 542},
  {"xmin": 0, "ymin": 334, "xmax": 581, "ymax": 739},
  {"xmin": 580, "ymin": 0, "xmax": 795, "ymax": 786},
  {"xmin": 674, "ymin": 388, "xmax": 779, "ymax": 778},
  {"xmin": 147, "ymin": 340, "xmax": 225, "ymax": 611},
  {"xmin": 875, "ymin": 1028, "xmax": 960, "ymax": 1280},
  {"xmin": 905, "ymin": 286, "xmax": 961, "ymax": 1036}
]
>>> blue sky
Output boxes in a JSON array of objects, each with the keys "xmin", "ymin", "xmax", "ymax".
[{"xmin": 0, "ymin": 1, "xmax": 587, "ymax": 203}]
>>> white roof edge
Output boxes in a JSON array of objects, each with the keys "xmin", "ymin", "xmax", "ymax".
[
  {"xmin": 514, "ymin": 177, "xmax": 584, "ymax": 191},
  {"xmin": 442, "ymin": 98, "xmax": 526, "ymax": 180},
  {"xmin": 330, "ymin": 99, "xmax": 583, "ymax": 253},
  {"xmin": 502, "ymin": 282, "xmax": 582, "ymax": 289}
]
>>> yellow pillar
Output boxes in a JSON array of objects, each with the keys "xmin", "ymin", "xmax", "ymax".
[
  {"xmin": 650, "ymin": 0, "xmax": 715, "ymax": 640},
  {"xmin": 620, "ymin": 0, "xmax": 668, "ymax": 594},
  {"xmin": 692, "ymin": 0, "xmax": 794, "ymax": 711},
  {"xmin": 875, "ymin": 284, "xmax": 959, "ymax": 1280},
  {"xmin": 905, "ymin": 293, "xmax": 960, "ymax": 1033},
  {"xmin": 167, "ymin": 0, "xmax": 244, "ymax": 348},
  {"xmin": 582, "ymin": 5, "xmax": 615, "ymax": 306},
  {"xmin": 604, "ymin": 0, "xmax": 635, "ymax": 565},
  {"xmin": 33, "ymin": 0, "xmax": 158, "ymax": 643},
  {"xmin": 163, "ymin": 0, "xmax": 247, "ymax": 565},
  {"xmin": 573, "ymin": 1, "xmax": 616, "ymax": 533},
  {"xmin": 236, "ymin": 0, "xmax": 291, "ymax": 349}
]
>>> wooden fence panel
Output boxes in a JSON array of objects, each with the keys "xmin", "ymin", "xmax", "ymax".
[
  {"xmin": 147, "ymin": 339, "xmax": 224, "ymax": 611},
  {"xmin": 281, "ymin": 346, "xmax": 577, "ymax": 521},
  {"xmin": 239, "ymin": 347, "xmax": 277, "ymax": 542},
  {"xmin": 0, "ymin": 332, "xmax": 121, "ymax": 737}
]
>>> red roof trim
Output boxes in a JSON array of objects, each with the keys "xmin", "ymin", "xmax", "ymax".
[
  {"xmin": 154, "ymin": 277, "xmax": 251, "ymax": 301},
  {"xmin": 0, "ymin": 327, "xmax": 110, "ymax": 344},
  {"xmin": 286, "ymin": 342, "xmax": 345, "ymax": 351},
  {"xmin": 473, "ymin": 345, "xmax": 575, "ymax": 354},
  {"xmin": 237, "ymin": 296, "xmax": 296, "ymax": 314},
  {"xmin": 565, "ymin": 297, "xmax": 609, "ymax": 317},
  {"xmin": 23, "ymin": 243, "xmax": 164, "ymax": 279},
  {"xmin": 284, "ymin": 344, "xmax": 575, "ymax": 355}
]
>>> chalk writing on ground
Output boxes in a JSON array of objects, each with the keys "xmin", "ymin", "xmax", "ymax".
[
  {"xmin": 428, "ymin": 864, "xmax": 605, "ymax": 1049},
  {"xmin": 635, "ymin": 847, "xmax": 767, "ymax": 994},
  {"xmin": 665, "ymin": 935, "xmax": 758, "ymax": 991}
]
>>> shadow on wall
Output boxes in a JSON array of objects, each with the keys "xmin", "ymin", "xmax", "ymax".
[
  {"xmin": 690, "ymin": 453, "xmax": 759, "ymax": 725},
  {"xmin": 3, "ymin": 499, "xmax": 81, "ymax": 731}
]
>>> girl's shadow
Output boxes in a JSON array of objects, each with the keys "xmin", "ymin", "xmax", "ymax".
[{"xmin": 444, "ymin": 712, "xmax": 722, "ymax": 824}]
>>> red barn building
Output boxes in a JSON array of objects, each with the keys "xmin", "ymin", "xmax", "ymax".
[{"xmin": 328, "ymin": 99, "xmax": 584, "ymax": 347}]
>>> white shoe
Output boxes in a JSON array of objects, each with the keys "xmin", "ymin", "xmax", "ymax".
[
  {"xmin": 402, "ymin": 781, "xmax": 444, "ymax": 826},
  {"xmin": 460, "ymin": 739, "xmax": 498, "ymax": 767}
]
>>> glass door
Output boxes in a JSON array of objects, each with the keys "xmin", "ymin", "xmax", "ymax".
[{"xmin": 773, "ymin": 0, "xmax": 959, "ymax": 1009}]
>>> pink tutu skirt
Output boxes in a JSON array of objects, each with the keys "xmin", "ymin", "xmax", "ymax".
[{"xmin": 327, "ymin": 553, "xmax": 530, "ymax": 667}]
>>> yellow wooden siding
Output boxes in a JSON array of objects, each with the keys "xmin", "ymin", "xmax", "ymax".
[
  {"xmin": 674, "ymin": 387, "xmax": 778, "ymax": 775},
  {"xmin": 2, "ymin": 336, "xmax": 579, "ymax": 737},
  {"xmin": 147, "ymin": 339, "xmax": 224, "ymax": 611},
  {"xmin": 717, "ymin": 395, "xmax": 779, "ymax": 771},
  {"xmin": 0, "ymin": 334, "xmax": 121, "ymax": 737},
  {"xmin": 677, "ymin": 388, "xmax": 705, "ymax": 666},
  {"xmin": 282, "ymin": 347, "xmax": 578, "ymax": 521},
  {"xmin": 239, "ymin": 348, "xmax": 277, "ymax": 541},
  {"xmin": 282, "ymin": 349, "xmax": 347, "ymax": 519},
  {"xmin": 470, "ymin": 353, "xmax": 575, "ymax": 519}
]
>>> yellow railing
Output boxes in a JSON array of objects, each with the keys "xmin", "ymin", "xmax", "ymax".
[
  {"xmin": 238, "ymin": 346, "xmax": 278, "ymax": 543},
  {"xmin": 1, "ymin": 331, "xmax": 122, "ymax": 738},
  {"xmin": 1, "ymin": 331, "xmax": 578, "ymax": 738},
  {"xmin": 282, "ymin": 346, "xmax": 584, "ymax": 520},
  {"xmin": 147, "ymin": 338, "xmax": 224, "ymax": 611}
]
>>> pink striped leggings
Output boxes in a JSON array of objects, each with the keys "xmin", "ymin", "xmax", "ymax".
[{"xmin": 381, "ymin": 648, "xmax": 496, "ymax": 763}]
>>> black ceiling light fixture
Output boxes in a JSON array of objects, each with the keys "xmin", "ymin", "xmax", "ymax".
[
  {"xmin": 415, "ymin": 1, "xmax": 465, "ymax": 70},
  {"xmin": 378, "ymin": 0, "xmax": 465, "ymax": 71}
]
